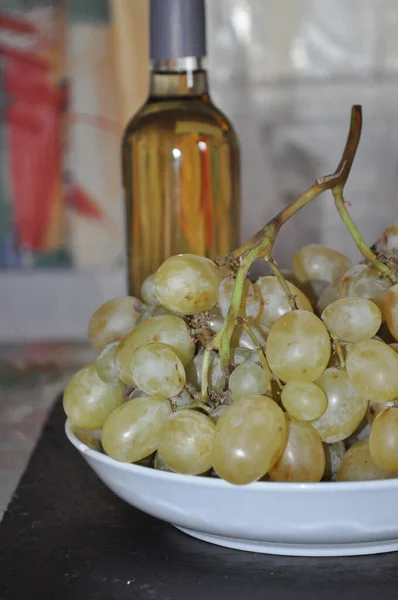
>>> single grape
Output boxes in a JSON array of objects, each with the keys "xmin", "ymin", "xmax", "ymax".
[
  {"xmin": 218, "ymin": 276, "xmax": 262, "ymax": 321},
  {"xmin": 88, "ymin": 296, "xmax": 144, "ymax": 350},
  {"xmin": 101, "ymin": 396, "xmax": 172, "ymax": 463},
  {"xmin": 171, "ymin": 386, "xmax": 197, "ymax": 408},
  {"xmin": 95, "ymin": 341, "xmax": 120, "ymax": 384},
  {"xmin": 141, "ymin": 274, "xmax": 160, "ymax": 306},
  {"xmin": 153, "ymin": 452, "xmax": 173, "ymax": 472},
  {"xmin": 229, "ymin": 362, "xmax": 267, "ymax": 400},
  {"xmin": 209, "ymin": 348, "xmax": 258, "ymax": 393},
  {"xmin": 209, "ymin": 402, "xmax": 231, "ymax": 422},
  {"xmin": 63, "ymin": 364, "xmax": 125, "ymax": 430},
  {"xmin": 136, "ymin": 304, "xmax": 171, "ymax": 325},
  {"xmin": 115, "ymin": 315, "xmax": 195, "ymax": 385},
  {"xmin": 382, "ymin": 223, "xmax": 398, "ymax": 255},
  {"xmin": 130, "ymin": 343, "xmax": 186, "ymax": 396},
  {"xmin": 369, "ymin": 407, "xmax": 398, "ymax": 471},
  {"xmin": 346, "ymin": 339, "xmax": 398, "ymax": 402},
  {"xmin": 323, "ymin": 441, "xmax": 346, "ymax": 480},
  {"xmin": 385, "ymin": 283, "xmax": 398, "ymax": 341},
  {"xmin": 298, "ymin": 280, "xmax": 328, "ymax": 308},
  {"xmin": 311, "ymin": 368, "xmax": 368, "ymax": 443},
  {"xmin": 153, "ymin": 254, "xmax": 222, "ymax": 314},
  {"xmin": 366, "ymin": 399, "xmax": 397, "ymax": 424},
  {"xmin": 292, "ymin": 244, "xmax": 351, "ymax": 284},
  {"xmin": 256, "ymin": 276, "xmax": 313, "ymax": 328},
  {"xmin": 185, "ymin": 348, "xmax": 206, "ymax": 390},
  {"xmin": 337, "ymin": 264, "xmax": 391, "ymax": 320},
  {"xmin": 212, "ymin": 395, "xmax": 286, "ymax": 484},
  {"xmin": 266, "ymin": 310, "xmax": 330, "ymax": 382},
  {"xmin": 316, "ymin": 282, "xmax": 340, "ymax": 314},
  {"xmin": 281, "ymin": 380, "xmax": 327, "ymax": 421},
  {"xmin": 231, "ymin": 322, "xmax": 269, "ymax": 349},
  {"xmin": 157, "ymin": 410, "xmax": 215, "ymax": 475},
  {"xmin": 269, "ymin": 415, "xmax": 325, "ymax": 482},
  {"xmin": 321, "ymin": 297, "xmax": 381, "ymax": 343},
  {"xmin": 337, "ymin": 439, "xmax": 397, "ymax": 481}
]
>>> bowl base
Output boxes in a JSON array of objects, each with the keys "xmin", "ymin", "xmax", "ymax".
[{"xmin": 175, "ymin": 527, "xmax": 398, "ymax": 557}]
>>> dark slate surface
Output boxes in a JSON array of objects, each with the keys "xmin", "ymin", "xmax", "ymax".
[{"xmin": 1, "ymin": 397, "xmax": 398, "ymax": 600}]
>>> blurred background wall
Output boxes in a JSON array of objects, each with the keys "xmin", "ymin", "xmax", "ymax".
[{"xmin": 1, "ymin": 0, "xmax": 398, "ymax": 340}]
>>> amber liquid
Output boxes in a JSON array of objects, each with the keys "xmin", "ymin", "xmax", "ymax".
[{"xmin": 122, "ymin": 68, "xmax": 241, "ymax": 297}]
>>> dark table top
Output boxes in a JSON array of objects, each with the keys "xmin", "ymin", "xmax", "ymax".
[{"xmin": 1, "ymin": 397, "xmax": 398, "ymax": 600}]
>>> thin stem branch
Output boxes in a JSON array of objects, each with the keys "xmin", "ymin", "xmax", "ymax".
[
  {"xmin": 200, "ymin": 348, "xmax": 212, "ymax": 403},
  {"xmin": 331, "ymin": 335, "xmax": 346, "ymax": 370},
  {"xmin": 333, "ymin": 187, "xmax": 397, "ymax": 284},
  {"xmin": 267, "ymin": 256, "xmax": 298, "ymax": 310}
]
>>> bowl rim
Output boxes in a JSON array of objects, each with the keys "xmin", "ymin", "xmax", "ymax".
[{"xmin": 65, "ymin": 418, "xmax": 398, "ymax": 493}]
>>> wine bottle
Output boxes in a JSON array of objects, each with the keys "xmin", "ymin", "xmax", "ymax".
[{"xmin": 122, "ymin": 0, "xmax": 241, "ymax": 296}]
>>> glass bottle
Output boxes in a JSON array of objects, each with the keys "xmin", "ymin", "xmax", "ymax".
[{"xmin": 122, "ymin": 0, "xmax": 241, "ymax": 296}]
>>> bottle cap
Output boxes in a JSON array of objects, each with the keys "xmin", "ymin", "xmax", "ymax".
[{"xmin": 150, "ymin": 0, "xmax": 206, "ymax": 60}]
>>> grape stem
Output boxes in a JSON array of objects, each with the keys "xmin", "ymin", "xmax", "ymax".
[
  {"xmin": 200, "ymin": 105, "xmax": 394, "ymax": 402},
  {"xmin": 333, "ymin": 187, "xmax": 397, "ymax": 284},
  {"xmin": 331, "ymin": 335, "xmax": 346, "ymax": 370},
  {"xmin": 267, "ymin": 257, "xmax": 298, "ymax": 310}
]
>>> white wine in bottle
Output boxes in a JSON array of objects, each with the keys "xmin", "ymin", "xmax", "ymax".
[{"xmin": 122, "ymin": 0, "xmax": 241, "ymax": 296}]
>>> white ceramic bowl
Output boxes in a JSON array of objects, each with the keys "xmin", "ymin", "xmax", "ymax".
[{"xmin": 65, "ymin": 420, "xmax": 398, "ymax": 557}]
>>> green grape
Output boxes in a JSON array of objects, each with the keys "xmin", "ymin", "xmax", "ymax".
[
  {"xmin": 88, "ymin": 296, "xmax": 144, "ymax": 350},
  {"xmin": 101, "ymin": 396, "xmax": 172, "ymax": 463},
  {"xmin": 281, "ymin": 380, "xmax": 327, "ymax": 421},
  {"xmin": 218, "ymin": 276, "xmax": 261, "ymax": 321},
  {"xmin": 292, "ymin": 244, "xmax": 351, "ymax": 284},
  {"xmin": 130, "ymin": 343, "xmax": 185, "ymax": 397},
  {"xmin": 323, "ymin": 441, "xmax": 346, "ymax": 480},
  {"xmin": 383, "ymin": 223, "xmax": 398, "ymax": 255},
  {"xmin": 209, "ymin": 348, "xmax": 258, "ymax": 394},
  {"xmin": 157, "ymin": 410, "xmax": 215, "ymax": 475},
  {"xmin": 153, "ymin": 452, "xmax": 173, "ymax": 472},
  {"xmin": 266, "ymin": 310, "xmax": 330, "ymax": 382},
  {"xmin": 316, "ymin": 282, "xmax": 340, "ymax": 314},
  {"xmin": 212, "ymin": 395, "xmax": 286, "ymax": 484},
  {"xmin": 337, "ymin": 439, "xmax": 397, "ymax": 481},
  {"xmin": 346, "ymin": 339, "xmax": 398, "ymax": 402},
  {"xmin": 390, "ymin": 343, "xmax": 398, "ymax": 353},
  {"xmin": 63, "ymin": 364, "xmax": 125, "ymax": 430},
  {"xmin": 311, "ymin": 368, "xmax": 368, "ymax": 443},
  {"xmin": 228, "ymin": 362, "xmax": 267, "ymax": 400},
  {"xmin": 385, "ymin": 283, "xmax": 398, "ymax": 341},
  {"xmin": 256, "ymin": 276, "xmax": 313, "ymax": 328},
  {"xmin": 298, "ymin": 280, "xmax": 328, "ymax": 308},
  {"xmin": 95, "ymin": 341, "xmax": 120, "ymax": 384},
  {"xmin": 231, "ymin": 322, "xmax": 269, "ymax": 350},
  {"xmin": 141, "ymin": 274, "xmax": 160, "ymax": 306},
  {"xmin": 321, "ymin": 297, "xmax": 381, "ymax": 343},
  {"xmin": 185, "ymin": 348, "xmax": 206, "ymax": 390},
  {"xmin": 337, "ymin": 264, "xmax": 391, "ymax": 320},
  {"xmin": 366, "ymin": 399, "xmax": 397, "ymax": 424},
  {"xmin": 136, "ymin": 304, "xmax": 172, "ymax": 325},
  {"xmin": 369, "ymin": 407, "xmax": 398, "ymax": 471},
  {"xmin": 115, "ymin": 315, "xmax": 195, "ymax": 385},
  {"xmin": 153, "ymin": 254, "xmax": 222, "ymax": 314},
  {"xmin": 209, "ymin": 402, "xmax": 230, "ymax": 422},
  {"xmin": 269, "ymin": 415, "xmax": 325, "ymax": 482}
]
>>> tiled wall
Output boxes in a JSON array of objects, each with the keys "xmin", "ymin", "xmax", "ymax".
[{"xmin": 207, "ymin": 0, "xmax": 398, "ymax": 269}]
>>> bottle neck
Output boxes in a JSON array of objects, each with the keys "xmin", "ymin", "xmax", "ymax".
[{"xmin": 149, "ymin": 57, "xmax": 209, "ymax": 99}]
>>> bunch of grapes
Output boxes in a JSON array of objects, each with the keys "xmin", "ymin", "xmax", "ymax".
[{"xmin": 63, "ymin": 106, "xmax": 398, "ymax": 485}]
